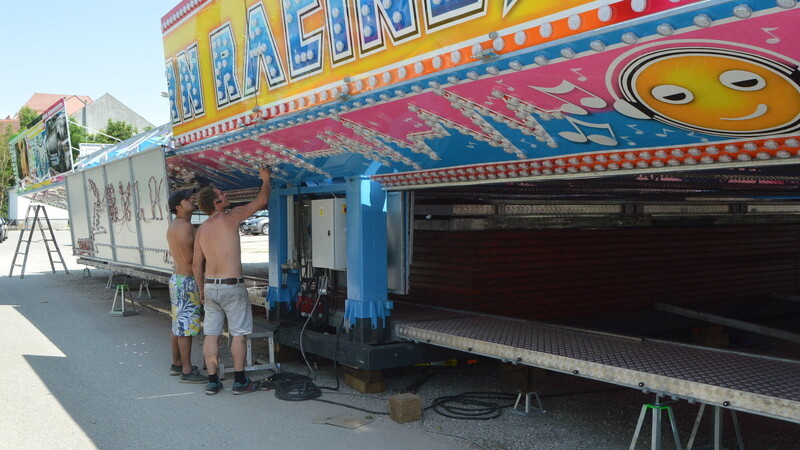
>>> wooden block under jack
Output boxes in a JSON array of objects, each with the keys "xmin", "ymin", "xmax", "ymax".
[
  {"xmin": 389, "ymin": 393, "xmax": 422, "ymax": 423},
  {"xmin": 344, "ymin": 373, "xmax": 385, "ymax": 393},
  {"xmin": 342, "ymin": 366, "xmax": 383, "ymax": 382}
]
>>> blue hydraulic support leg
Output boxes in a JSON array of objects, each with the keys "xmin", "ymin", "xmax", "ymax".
[
  {"xmin": 344, "ymin": 177, "xmax": 393, "ymax": 343},
  {"xmin": 267, "ymin": 189, "xmax": 299, "ymax": 319}
]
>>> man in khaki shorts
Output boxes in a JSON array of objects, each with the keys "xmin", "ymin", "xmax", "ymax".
[{"xmin": 193, "ymin": 166, "xmax": 271, "ymax": 395}]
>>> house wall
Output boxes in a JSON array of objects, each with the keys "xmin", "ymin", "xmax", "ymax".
[{"xmin": 72, "ymin": 94, "xmax": 153, "ymax": 134}]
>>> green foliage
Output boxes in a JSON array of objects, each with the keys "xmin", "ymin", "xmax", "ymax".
[
  {"xmin": 68, "ymin": 121, "xmax": 92, "ymax": 161},
  {"xmin": 17, "ymin": 106, "xmax": 40, "ymax": 130},
  {"xmin": 0, "ymin": 123, "xmax": 16, "ymax": 216},
  {"xmin": 94, "ymin": 119, "xmax": 137, "ymax": 144},
  {"xmin": 69, "ymin": 121, "xmax": 91, "ymax": 145},
  {"xmin": 69, "ymin": 119, "xmax": 139, "ymax": 160}
]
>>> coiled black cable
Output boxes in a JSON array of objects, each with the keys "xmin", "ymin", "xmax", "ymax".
[
  {"xmin": 429, "ymin": 392, "xmax": 517, "ymax": 420},
  {"xmin": 264, "ymin": 372, "xmax": 321, "ymax": 401}
]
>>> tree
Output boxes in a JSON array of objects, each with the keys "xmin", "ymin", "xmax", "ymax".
[
  {"xmin": 68, "ymin": 121, "xmax": 93, "ymax": 161},
  {"xmin": 17, "ymin": 106, "xmax": 40, "ymax": 130},
  {"xmin": 94, "ymin": 119, "xmax": 137, "ymax": 144},
  {"xmin": 0, "ymin": 124, "xmax": 16, "ymax": 217}
]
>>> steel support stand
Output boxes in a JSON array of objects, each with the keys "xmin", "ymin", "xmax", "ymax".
[
  {"xmin": 106, "ymin": 272, "xmax": 117, "ymax": 289},
  {"xmin": 630, "ymin": 396, "xmax": 682, "ymax": 450},
  {"xmin": 686, "ymin": 404, "xmax": 745, "ymax": 450},
  {"xmin": 510, "ymin": 391, "xmax": 545, "ymax": 417},
  {"xmin": 510, "ymin": 366, "xmax": 545, "ymax": 417},
  {"xmin": 110, "ymin": 284, "xmax": 139, "ymax": 317},
  {"xmin": 137, "ymin": 281, "xmax": 152, "ymax": 299}
]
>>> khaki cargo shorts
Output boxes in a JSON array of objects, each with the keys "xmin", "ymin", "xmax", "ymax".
[{"xmin": 203, "ymin": 283, "xmax": 253, "ymax": 336}]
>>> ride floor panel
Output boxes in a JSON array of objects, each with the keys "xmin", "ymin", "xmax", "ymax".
[{"xmin": 393, "ymin": 311, "xmax": 800, "ymax": 424}]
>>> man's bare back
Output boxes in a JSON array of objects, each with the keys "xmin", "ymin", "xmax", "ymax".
[
  {"xmin": 166, "ymin": 217, "xmax": 195, "ymax": 276},
  {"xmin": 194, "ymin": 211, "xmax": 243, "ymax": 279}
]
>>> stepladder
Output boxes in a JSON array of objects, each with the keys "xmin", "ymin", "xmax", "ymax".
[
  {"xmin": 217, "ymin": 321, "xmax": 278, "ymax": 380},
  {"xmin": 9, "ymin": 205, "xmax": 70, "ymax": 279}
]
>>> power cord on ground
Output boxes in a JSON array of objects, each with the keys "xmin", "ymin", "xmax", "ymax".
[{"xmin": 427, "ymin": 392, "xmax": 517, "ymax": 420}]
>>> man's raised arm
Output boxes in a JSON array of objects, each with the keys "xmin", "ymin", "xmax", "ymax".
[{"xmin": 228, "ymin": 166, "xmax": 272, "ymax": 222}]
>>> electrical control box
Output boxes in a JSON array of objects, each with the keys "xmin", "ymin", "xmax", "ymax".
[{"xmin": 311, "ymin": 198, "xmax": 347, "ymax": 270}]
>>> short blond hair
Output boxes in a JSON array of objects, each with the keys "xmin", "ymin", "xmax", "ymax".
[{"xmin": 196, "ymin": 184, "xmax": 218, "ymax": 215}]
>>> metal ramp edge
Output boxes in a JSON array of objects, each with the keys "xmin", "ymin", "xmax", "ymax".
[{"xmin": 394, "ymin": 315, "xmax": 800, "ymax": 424}]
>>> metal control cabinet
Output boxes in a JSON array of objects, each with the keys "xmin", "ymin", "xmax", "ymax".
[{"xmin": 311, "ymin": 198, "xmax": 347, "ymax": 270}]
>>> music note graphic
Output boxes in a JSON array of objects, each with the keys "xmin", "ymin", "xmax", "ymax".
[
  {"xmin": 762, "ymin": 27, "xmax": 780, "ymax": 44},
  {"xmin": 559, "ymin": 117, "xmax": 618, "ymax": 146},
  {"xmin": 571, "ymin": 68, "xmax": 588, "ymax": 82},
  {"xmin": 529, "ymin": 80, "xmax": 607, "ymax": 115},
  {"xmin": 627, "ymin": 124, "xmax": 645, "ymax": 135},
  {"xmin": 656, "ymin": 128, "xmax": 674, "ymax": 138},
  {"xmin": 619, "ymin": 136, "xmax": 637, "ymax": 146},
  {"xmin": 686, "ymin": 131, "xmax": 709, "ymax": 142}
]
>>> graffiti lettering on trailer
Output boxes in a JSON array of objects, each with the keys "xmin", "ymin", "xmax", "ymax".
[{"xmin": 88, "ymin": 177, "xmax": 167, "ymax": 237}]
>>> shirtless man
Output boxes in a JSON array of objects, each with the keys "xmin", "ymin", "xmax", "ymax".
[
  {"xmin": 166, "ymin": 189, "xmax": 206, "ymax": 383},
  {"xmin": 193, "ymin": 166, "xmax": 271, "ymax": 395}
]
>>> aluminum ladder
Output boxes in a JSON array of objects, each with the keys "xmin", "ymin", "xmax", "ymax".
[{"xmin": 9, "ymin": 205, "xmax": 70, "ymax": 279}]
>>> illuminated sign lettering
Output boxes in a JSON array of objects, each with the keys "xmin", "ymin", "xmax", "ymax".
[
  {"xmin": 244, "ymin": 3, "xmax": 287, "ymax": 95},
  {"xmin": 283, "ymin": 0, "xmax": 324, "ymax": 80},
  {"xmin": 355, "ymin": 0, "xmax": 420, "ymax": 55},
  {"xmin": 210, "ymin": 23, "xmax": 242, "ymax": 108},
  {"xmin": 175, "ymin": 43, "xmax": 205, "ymax": 120}
]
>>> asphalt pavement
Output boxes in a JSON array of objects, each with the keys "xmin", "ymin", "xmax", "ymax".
[
  {"xmin": 1, "ymin": 229, "xmax": 799, "ymax": 449},
  {"xmin": 0, "ymin": 229, "xmax": 461, "ymax": 450}
]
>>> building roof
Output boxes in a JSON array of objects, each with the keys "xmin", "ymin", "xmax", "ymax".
[
  {"xmin": 0, "ymin": 118, "xmax": 20, "ymax": 133},
  {"xmin": 22, "ymin": 93, "xmax": 93, "ymax": 116}
]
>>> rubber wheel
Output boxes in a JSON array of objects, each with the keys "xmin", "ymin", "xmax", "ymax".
[{"xmin": 261, "ymin": 224, "xmax": 269, "ymax": 235}]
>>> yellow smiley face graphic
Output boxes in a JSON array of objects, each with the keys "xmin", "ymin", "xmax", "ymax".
[{"xmin": 619, "ymin": 48, "xmax": 800, "ymax": 137}]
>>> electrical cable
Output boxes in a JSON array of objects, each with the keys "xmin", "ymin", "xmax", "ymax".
[
  {"xmin": 262, "ymin": 372, "xmax": 321, "ymax": 401},
  {"xmin": 427, "ymin": 392, "xmax": 517, "ymax": 420},
  {"xmin": 317, "ymin": 270, "xmax": 342, "ymax": 392},
  {"xmin": 298, "ymin": 288, "xmax": 324, "ymax": 378}
]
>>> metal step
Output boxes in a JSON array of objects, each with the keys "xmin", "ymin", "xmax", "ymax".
[{"xmin": 394, "ymin": 312, "xmax": 800, "ymax": 424}]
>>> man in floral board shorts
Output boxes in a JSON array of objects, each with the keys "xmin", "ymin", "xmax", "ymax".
[{"xmin": 166, "ymin": 189, "xmax": 206, "ymax": 383}]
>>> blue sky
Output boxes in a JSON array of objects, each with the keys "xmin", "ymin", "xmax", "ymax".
[{"xmin": 0, "ymin": 0, "xmax": 174, "ymax": 126}]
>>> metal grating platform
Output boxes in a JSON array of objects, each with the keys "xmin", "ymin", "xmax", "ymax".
[{"xmin": 395, "ymin": 314, "xmax": 800, "ymax": 424}]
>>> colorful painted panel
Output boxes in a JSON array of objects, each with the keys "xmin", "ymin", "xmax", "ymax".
[
  {"xmin": 9, "ymin": 99, "xmax": 74, "ymax": 190},
  {"xmin": 164, "ymin": 0, "xmax": 800, "ymax": 192},
  {"xmin": 163, "ymin": 0, "xmax": 702, "ymax": 142}
]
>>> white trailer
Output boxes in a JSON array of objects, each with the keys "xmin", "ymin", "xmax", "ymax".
[{"xmin": 66, "ymin": 147, "xmax": 173, "ymax": 280}]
